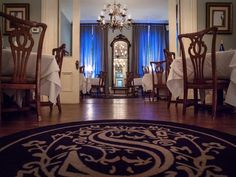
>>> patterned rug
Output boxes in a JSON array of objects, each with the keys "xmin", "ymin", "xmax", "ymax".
[{"xmin": 1, "ymin": 120, "xmax": 236, "ymax": 177}]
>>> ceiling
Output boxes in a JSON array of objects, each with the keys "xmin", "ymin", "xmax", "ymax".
[{"xmin": 60, "ymin": 0, "xmax": 168, "ymax": 23}]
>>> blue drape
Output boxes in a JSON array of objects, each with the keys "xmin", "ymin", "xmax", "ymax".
[
  {"xmin": 92, "ymin": 26, "xmax": 103, "ymax": 77},
  {"xmin": 132, "ymin": 24, "xmax": 149, "ymax": 75},
  {"xmin": 149, "ymin": 25, "xmax": 166, "ymax": 62},
  {"xmin": 138, "ymin": 27, "xmax": 149, "ymax": 75},
  {"xmin": 133, "ymin": 24, "xmax": 167, "ymax": 75},
  {"xmin": 80, "ymin": 25, "xmax": 93, "ymax": 77},
  {"xmin": 80, "ymin": 24, "xmax": 105, "ymax": 78}
]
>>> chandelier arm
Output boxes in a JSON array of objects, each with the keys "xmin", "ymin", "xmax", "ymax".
[{"xmin": 97, "ymin": 1, "xmax": 133, "ymax": 32}]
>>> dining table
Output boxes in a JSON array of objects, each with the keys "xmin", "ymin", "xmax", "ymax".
[
  {"xmin": 133, "ymin": 77, "xmax": 143, "ymax": 87},
  {"xmin": 1, "ymin": 48, "xmax": 61, "ymax": 106},
  {"xmin": 166, "ymin": 49, "xmax": 236, "ymax": 107},
  {"xmin": 79, "ymin": 74, "xmax": 100, "ymax": 94},
  {"xmin": 142, "ymin": 73, "xmax": 166, "ymax": 92}
]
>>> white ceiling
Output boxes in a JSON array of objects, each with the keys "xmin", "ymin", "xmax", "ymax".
[{"xmin": 60, "ymin": 0, "xmax": 168, "ymax": 23}]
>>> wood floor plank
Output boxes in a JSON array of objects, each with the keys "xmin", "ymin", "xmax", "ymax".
[{"xmin": 1, "ymin": 98, "xmax": 236, "ymax": 137}]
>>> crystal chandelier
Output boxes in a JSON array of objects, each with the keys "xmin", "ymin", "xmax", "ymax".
[{"xmin": 97, "ymin": 0, "xmax": 132, "ymax": 32}]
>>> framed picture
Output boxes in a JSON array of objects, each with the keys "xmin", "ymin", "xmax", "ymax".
[
  {"xmin": 3, "ymin": 3, "xmax": 30, "ymax": 34},
  {"xmin": 206, "ymin": 2, "xmax": 233, "ymax": 34}
]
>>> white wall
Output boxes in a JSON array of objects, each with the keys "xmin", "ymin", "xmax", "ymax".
[{"xmin": 197, "ymin": 0, "xmax": 236, "ymax": 50}]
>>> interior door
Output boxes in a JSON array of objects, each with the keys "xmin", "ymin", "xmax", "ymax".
[
  {"xmin": 59, "ymin": 0, "xmax": 81, "ymax": 103},
  {"xmin": 41, "ymin": 0, "xmax": 81, "ymax": 103}
]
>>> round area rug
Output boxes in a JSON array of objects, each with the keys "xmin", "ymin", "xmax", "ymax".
[{"xmin": 1, "ymin": 120, "xmax": 236, "ymax": 177}]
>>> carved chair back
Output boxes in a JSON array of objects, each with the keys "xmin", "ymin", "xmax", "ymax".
[
  {"xmin": 52, "ymin": 44, "xmax": 67, "ymax": 77},
  {"xmin": 164, "ymin": 49, "xmax": 175, "ymax": 81},
  {"xmin": 142, "ymin": 66, "xmax": 150, "ymax": 76},
  {"xmin": 0, "ymin": 12, "xmax": 47, "ymax": 121},
  {"xmin": 150, "ymin": 61, "xmax": 166, "ymax": 87},
  {"xmin": 178, "ymin": 27, "xmax": 217, "ymax": 85},
  {"xmin": 0, "ymin": 12, "xmax": 47, "ymax": 84}
]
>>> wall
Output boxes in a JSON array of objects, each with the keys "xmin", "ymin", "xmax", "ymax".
[
  {"xmin": 197, "ymin": 0, "xmax": 236, "ymax": 50},
  {"xmin": 60, "ymin": 12, "xmax": 72, "ymax": 55},
  {"xmin": 0, "ymin": 0, "xmax": 41, "ymax": 22}
]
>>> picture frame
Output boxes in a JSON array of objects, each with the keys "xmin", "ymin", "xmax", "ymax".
[
  {"xmin": 3, "ymin": 3, "xmax": 30, "ymax": 35},
  {"xmin": 206, "ymin": 2, "xmax": 233, "ymax": 34}
]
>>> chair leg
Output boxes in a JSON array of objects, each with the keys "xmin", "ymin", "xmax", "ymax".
[
  {"xmin": 175, "ymin": 97, "xmax": 179, "ymax": 107},
  {"xmin": 151, "ymin": 90, "xmax": 155, "ymax": 101},
  {"xmin": 167, "ymin": 91, "xmax": 171, "ymax": 109},
  {"xmin": 156, "ymin": 89, "xmax": 160, "ymax": 100},
  {"xmin": 0, "ymin": 91, "xmax": 2, "ymax": 121},
  {"xmin": 183, "ymin": 89, "xmax": 188, "ymax": 115},
  {"xmin": 194, "ymin": 89, "xmax": 198, "ymax": 114},
  {"xmin": 56, "ymin": 96, "xmax": 62, "ymax": 113},
  {"xmin": 80, "ymin": 91, "xmax": 84, "ymax": 100},
  {"xmin": 212, "ymin": 88, "xmax": 217, "ymax": 119},
  {"xmin": 49, "ymin": 102, "xmax": 53, "ymax": 112},
  {"xmin": 35, "ymin": 92, "xmax": 42, "ymax": 121},
  {"xmin": 25, "ymin": 90, "xmax": 31, "ymax": 107}
]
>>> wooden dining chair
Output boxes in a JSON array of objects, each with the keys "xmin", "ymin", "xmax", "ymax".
[
  {"xmin": 79, "ymin": 65, "xmax": 85, "ymax": 99},
  {"xmin": 163, "ymin": 49, "xmax": 181, "ymax": 108},
  {"xmin": 126, "ymin": 72, "xmax": 135, "ymax": 96},
  {"xmin": 40, "ymin": 44, "xmax": 67, "ymax": 113},
  {"xmin": 178, "ymin": 27, "xmax": 229, "ymax": 118},
  {"xmin": 0, "ymin": 30, "xmax": 2, "ymax": 120},
  {"xmin": 0, "ymin": 12, "xmax": 47, "ymax": 121},
  {"xmin": 150, "ymin": 61, "xmax": 170, "ymax": 101},
  {"xmin": 90, "ymin": 71, "xmax": 107, "ymax": 97},
  {"xmin": 142, "ymin": 66, "xmax": 150, "ymax": 76},
  {"xmin": 79, "ymin": 66, "xmax": 85, "ymax": 76}
]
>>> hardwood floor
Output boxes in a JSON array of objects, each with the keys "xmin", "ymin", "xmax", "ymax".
[{"xmin": 1, "ymin": 97, "xmax": 236, "ymax": 137}]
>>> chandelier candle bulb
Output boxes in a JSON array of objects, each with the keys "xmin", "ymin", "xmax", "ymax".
[
  {"xmin": 128, "ymin": 15, "xmax": 131, "ymax": 20},
  {"xmin": 97, "ymin": 0, "xmax": 133, "ymax": 32}
]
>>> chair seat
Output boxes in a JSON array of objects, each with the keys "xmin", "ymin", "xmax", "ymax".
[
  {"xmin": 1, "ymin": 76, "xmax": 36, "ymax": 89},
  {"xmin": 90, "ymin": 71, "xmax": 107, "ymax": 97},
  {"xmin": 153, "ymin": 84, "xmax": 167, "ymax": 89},
  {"xmin": 187, "ymin": 79, "xmax": 229, "ymax": 89}
]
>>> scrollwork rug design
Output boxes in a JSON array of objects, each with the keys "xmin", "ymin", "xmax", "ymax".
[{"xmin": 1, "ymin": 120, "xmax": 236, "ymax": 177}]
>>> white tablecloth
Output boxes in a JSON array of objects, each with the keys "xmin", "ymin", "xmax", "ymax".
[
  {"xmin": 142, "ymin": 73, "xmax": 166, "ymax": 91},
  {"xmin": 80, "ymin": 74, "xmax": 100, "ymax": 94},
  {"xmin": 167, "ymin": 50, "xmax": 236, "ymax": 107},
  {"xmin": 2, "ymin": 49, "xmax": 61, "ymax": 105},
  {"xmin": 80, "ymin": 73, "xmax": 87, "ymax": 94},
  {"xmin": 142, "ymin": 74, "xmax": 152, "ymax": 91},
  {"xmin": 134, "ymin": 78, "xmax": 142, "ymax": 86}
]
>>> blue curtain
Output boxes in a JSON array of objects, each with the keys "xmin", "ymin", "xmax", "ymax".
[
  {"xmin": 149, "ymin": 25, "xmax": 167, "ymax": 62},
  {"xmin": 92, "ymin": 25, "xmax": 106, "ymax": 77},
  {"xmin": 80, "ymin": 24, "xmax": 107, "ymax": 78},
  {"xmin": 80, "ymin": 25, "xmax": 93, "ymax": 77},
  {"xmin": 132, "ymin": 24, "xmax": 149, "ymax": 75},
  {"xmin": 132, "ymin": 24, "xmax": 168, "ymax": 76}
]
